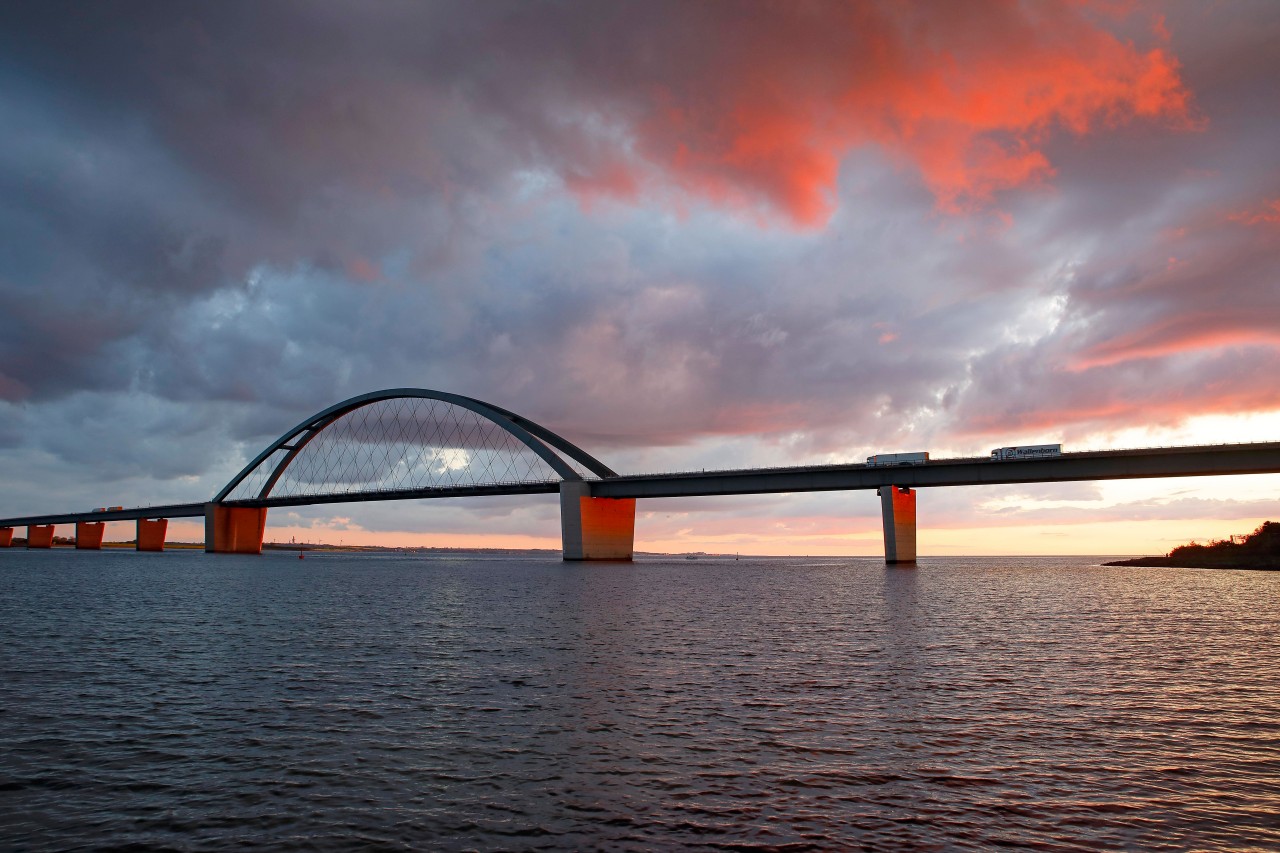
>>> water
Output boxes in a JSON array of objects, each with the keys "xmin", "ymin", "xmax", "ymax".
[{"xmin": 2, "ymin": 549, "xmax": 1278, "ymax": 850}]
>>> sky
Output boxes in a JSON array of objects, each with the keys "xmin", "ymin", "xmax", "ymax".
[{"xmin": 1, "ymin": 0, "xmax": 1278, "ymax": 556}]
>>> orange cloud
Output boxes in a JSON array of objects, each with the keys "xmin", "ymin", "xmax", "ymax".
[
  {"xmin": 1229, "ymin": 199, "xmax": 1280, "ymax": 226},
  {"xmin": 572, "ymin": 1, "xmax": 1194, "ymax": 225}
]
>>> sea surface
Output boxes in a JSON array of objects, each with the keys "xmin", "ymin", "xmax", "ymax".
[{"xmin": 1, "ymin": 549, "xmax": 1278, "ymax": 851}]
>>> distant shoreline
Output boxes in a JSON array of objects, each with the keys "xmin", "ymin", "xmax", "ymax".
[
  {"xmin": 1104, "ymin": 556, "xmax": 1280, "ymax": 570},
  {"xmin": 1104, "ymin": 521, "xmax": 1280, "ymax": 571}
]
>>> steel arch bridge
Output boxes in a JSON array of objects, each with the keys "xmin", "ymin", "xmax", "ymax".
[
  {"xmin": 3, "ymin": 386, "xmax": 1280, "ymax": 562},
  {"xmin": 215, "ymin": 388, "xmax": 618, "ymax": 508}
]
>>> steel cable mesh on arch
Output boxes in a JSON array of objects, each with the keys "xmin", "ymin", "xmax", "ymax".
[{"xmin": 224, "ymin": 397, "xmax": 567, "ymax": 501}]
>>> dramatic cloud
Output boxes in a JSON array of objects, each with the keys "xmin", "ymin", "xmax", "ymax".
[{"xmin": 564, "ymin": 0, "xmax": 1194, "ymax": 222}]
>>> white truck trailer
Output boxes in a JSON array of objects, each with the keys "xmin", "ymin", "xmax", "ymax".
[
  {"xmin": 866, "ymin": 452, "xmax": 929, "ymax": 467},
  {"xmin": 990, "ymin": 444, "xmax": 1062, "ymax": 460}
]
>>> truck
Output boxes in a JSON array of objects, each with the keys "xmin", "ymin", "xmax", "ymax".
[
  {"xmin": 866, "ymin": 452, "xmax": 929, "ymax": 467},
  {"xmin": 990, "ymin": 444, "xmax": 1062, "ymax": 461}
]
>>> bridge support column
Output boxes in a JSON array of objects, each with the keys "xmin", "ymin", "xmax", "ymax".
[
  {"xmin": 204, "ymin": 504, "xmax": 267, "ymax": 554},
  {"xmin": 879, "ymin": 486, "xmax": 917, "ymax": 564},
  {"xmin": 0, "ymin": 527, "xmax": 12, "ymax": 547},
  {"xmin": 561, "ymin": 481, "xmax": 635, "ymax": 561},
  {"xmin": 75, "ymin": 521, "xmax": 105, "ymax": 550},
  {"xmin": 137, "ymin": 518, "xmax": 168, "ymax": 551},
  {"xmin": 27, "ymin": 525, "xmax": 55, "ymax": 549}
]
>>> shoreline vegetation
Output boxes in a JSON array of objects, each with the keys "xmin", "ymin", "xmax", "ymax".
[{"xmin": 1105, "ymin": 521, "xmax": 1280, "ymax": 571}]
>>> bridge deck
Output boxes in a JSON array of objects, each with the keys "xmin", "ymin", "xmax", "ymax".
[
  {"xmin": 590, "ymin": 443, "xmax": 1280, "ymax": 498},
  {"xmin": 0, "ymin": 484, "xmax": 561, "ymax": 528},
  {"xmin": 2, "ymin": 443, "xmax": 1278, "ymax": 527},
  {"xmin": 0, "ymin": 503, "xmax": 209, "ymax": 528}
]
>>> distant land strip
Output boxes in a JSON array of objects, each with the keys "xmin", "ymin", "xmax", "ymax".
[{"xmin": 1106, "ymin": 521, "xmax": 1280, "ymax": 571}]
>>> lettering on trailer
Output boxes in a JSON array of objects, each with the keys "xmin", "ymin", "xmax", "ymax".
[{"xmin": 991, "ymin": 444, "xmax": 1063, "ymax": 461}]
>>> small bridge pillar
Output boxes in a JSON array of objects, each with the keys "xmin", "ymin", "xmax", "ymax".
[
  {"xmin": 0, "ymin": 527, "xmax": 12, "ymax": 547},
  {"xmin": 561, "ymin": 481, "xmax": 635, "ymax": 561},
  {"xmin": 27, "ymin": 524, "xmax": 55, "ymax": 549},
  {"xmin": 137, "ymin": 518, "xmax": 167, "ymax": 551},
  {"xmin": 879, "ymin": 486, "xmax": 917, "ymax": 564},
  {"xmin": 204, "ymin": 504, "xmax": 267, "ymax": 554},
  {"xmin": 75, "ymin": 521, "xmax": 105, "ymax": 550}
]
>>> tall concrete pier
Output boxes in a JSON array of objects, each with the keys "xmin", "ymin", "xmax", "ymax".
[
  {"xmin": 879, "ymin": 486, "xmax": 917, "ymax": 564},
  {"xmin": 560, "ymin": 481, "xmax": 636, "ymax": 560},
  {"xmin": 204, "ymin": 504, "xmax": 268, "ymax": 554}
]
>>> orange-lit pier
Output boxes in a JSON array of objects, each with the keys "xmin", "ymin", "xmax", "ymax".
[
  {"xmin": 136, "ymin": 518, "xmax": 168, "ymax": 552},
  {"xmin": 75, "ymin": 521, "xmax": 105, "ymax": 550}
]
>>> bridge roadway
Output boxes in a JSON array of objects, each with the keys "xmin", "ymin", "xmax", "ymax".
[
  {"xmin": 590, "ymin": 442, "xmax": 1280, "ymax": 499},
  {"xmin": 4, "ymin": 442, "xmax": 1279, "ymax": 529},
  {"xmin": 0, "ymin": 485, "xmax": 561, "ymax": 527}
]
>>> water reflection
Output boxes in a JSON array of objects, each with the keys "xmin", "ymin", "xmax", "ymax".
[{"xmin": 0, "ymin": 550, "xmax": 1277, "ymax": 849}]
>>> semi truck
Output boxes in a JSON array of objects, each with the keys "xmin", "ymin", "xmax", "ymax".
[
  {"xmin": 990, "ymin": 444, "xmax": 1062, "ymax": 460},
  {"xmin": 866, "ymin": 452, "xmax": 929, "ymax": 467}
]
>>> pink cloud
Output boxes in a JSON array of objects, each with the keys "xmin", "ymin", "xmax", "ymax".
[
  {"xmin": 1076, "ymin": 324, "xmax": 1280, "ymax": 369},
  {"xmin": 957, "ymin": 355, "xmax": 1280, "ymax": 437}
]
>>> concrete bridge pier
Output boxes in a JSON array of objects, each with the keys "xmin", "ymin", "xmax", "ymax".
[
  {"xmin": 878, "ymin": 486, "xmax": 917, "ymax": 564},
  {"xmin": 27, "ymin": 524, "xmax": 55, "ymax": 549},
  {"xmin": 137, "ymin": 518, "xmax": 168, "ymax": 551},
  {"xmin": 75, "ymin": 521, "xmax": 105, "ymax": 550},
  {"xmin": 0, "ymin": 527, "xmax": 12, "ymax": 547},
  {"xmin": 204, "ymin": 504, "xmax": 267, "ymax": 554},
  {"xmin": 560, "ymin": 481, "xmax": 635, "ymax": 561}
]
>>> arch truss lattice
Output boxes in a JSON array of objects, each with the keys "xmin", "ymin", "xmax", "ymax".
[{"xmin": 215, "ymin": 389, "xmax": 615, "ymax": 506}]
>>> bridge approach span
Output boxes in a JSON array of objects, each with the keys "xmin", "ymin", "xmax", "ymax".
[
  {"xmin": 589, "ymin": 443, "xmax": 1280, "ymax": 499},
  {"xmin": 0, "ymin": 503, "xmax": 207, "ymax": 528}
]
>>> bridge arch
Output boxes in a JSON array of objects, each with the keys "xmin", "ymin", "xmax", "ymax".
[{"xmin": 214, "ymin": 388, "xmax": 616, "ymax": 504}]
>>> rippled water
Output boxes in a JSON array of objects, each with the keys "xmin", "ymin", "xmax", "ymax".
[{"xmin": 2, "ymin": 549, "xmax": 1278, "ymax": 850}]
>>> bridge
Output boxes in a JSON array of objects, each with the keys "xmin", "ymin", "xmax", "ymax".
[{"xmin": 2, "ymin": 388, "xmax": 1279, "ymax": 562}]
